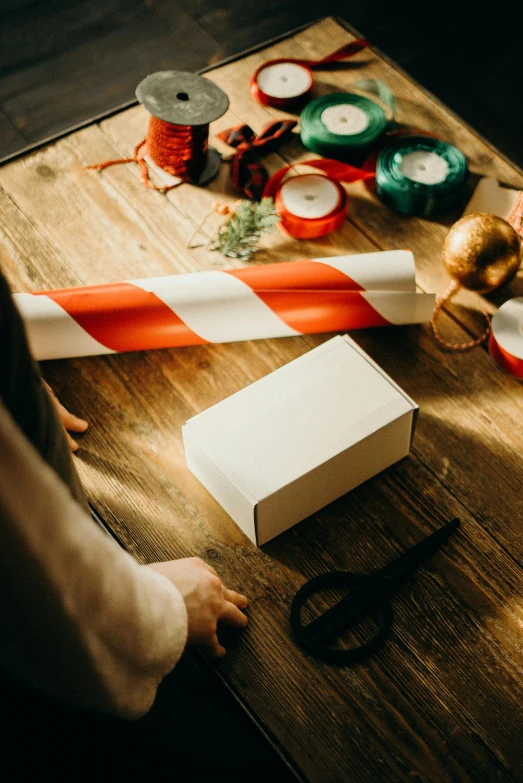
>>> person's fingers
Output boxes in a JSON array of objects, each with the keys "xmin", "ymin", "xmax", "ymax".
[
  {"xmin": 220, "ymin": 601, "xmax": 248, "ymax": 628},
  {"xmin": 43, "ymin": 379, "xmax": 88, "ymax": 433},
  {"xmin": 60, "ymin": 407, "xmax": 89, "ymax": 432},
  {"xmin": 203, "ymin": 634, "xmax": 226, "ymax": 658},
  {"xmin": 66, "ymin": 431, "xmax": 79, "ymax": 452},
  {"xmin": 224, "ymin": 588, "xmax": 248, "ymax": 609}
]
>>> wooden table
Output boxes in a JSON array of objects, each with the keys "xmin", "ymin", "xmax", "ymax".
[{"xmin": 2, "ymin": 16, "xmax": 523, "ymax": 783}]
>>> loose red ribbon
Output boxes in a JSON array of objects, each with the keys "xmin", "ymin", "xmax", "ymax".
[
  {"xmin": 251, "ymin": 39, "xmax": 369, "ymax": 109},
  {"xmin": 262, "ymin": 158, "xmax": 377, "ymax": 239},
  {"xmin": 217, "ymin": 120, "xmax": 297, "ymax": 200},
  {"xmin": 294, "ymin": 39, "xmax": 370, "ymax": 68},
  {"xmin": 265, "ymin": 128, "xmax": 440, "ymax": 195}
]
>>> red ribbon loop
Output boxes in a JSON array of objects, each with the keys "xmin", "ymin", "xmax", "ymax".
[
  {"xmin": 302, "ymin": 39, "xmax": 370, "ymax": 68},
  {"xmin": 263, "ymin": 159, "xmax": 371, "ymax": 239},
  {"xmin": 251, "ymin": 39, "xmax": 369, "ymax": 109},
  {"xmin": 263, "ymin": 157, "xmax": 376, "ymax": 203}
]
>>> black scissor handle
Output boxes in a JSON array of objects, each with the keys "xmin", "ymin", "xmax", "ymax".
[{"xmin": 291, "ymin": 571, "xmax": 393, "ymax": 664}]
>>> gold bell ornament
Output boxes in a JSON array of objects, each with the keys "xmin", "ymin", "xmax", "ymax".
[{"xmin": 432, "ymin": 209, "xmax": 523, "ymax": 350}]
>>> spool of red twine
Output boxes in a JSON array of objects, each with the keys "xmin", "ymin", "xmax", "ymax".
[
  {"xmin": 145, "ymin": 116, "xmax": 209, "ymax": 182},
  {"xmin": 84, "ymin": 71, "xmax": 229, "ymax": 191}
]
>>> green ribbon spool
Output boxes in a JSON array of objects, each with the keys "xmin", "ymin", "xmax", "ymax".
[
  {"xmin": 376, "ymin": 135, "xmax": 468, "ymax": 217},
  {"xmin": 300, "ymin": 90, "xmax": 389, "ymax": 163}
]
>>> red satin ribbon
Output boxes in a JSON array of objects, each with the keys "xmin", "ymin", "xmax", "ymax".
[
  {"xmin": 263, "ymin": 158, "xmax": 376, "ymax": 238},
  {"xmin": 251, "ymin": 39, "xmax": 369, "ymax": 110},
  {"xmin": 489, "ymin": 332, "xmax": 523, "ymax": 379},
  {"xmin": 274, "ymin": 178, "xmax": 347, "ymax": 239}
]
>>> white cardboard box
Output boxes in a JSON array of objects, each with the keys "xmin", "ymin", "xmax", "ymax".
[{"xmin": 183, "ymin": 336, "xmax": 418, "ymax": 545}]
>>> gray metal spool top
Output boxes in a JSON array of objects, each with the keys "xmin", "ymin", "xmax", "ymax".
[{"xmin": 136, "ymin": 71, "xmax": 229, "ymax": 126}]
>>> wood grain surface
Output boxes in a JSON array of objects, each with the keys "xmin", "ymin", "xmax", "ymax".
[{"xmin": 1, "ymin": 17, "xmax": 523, "ymax": 782}]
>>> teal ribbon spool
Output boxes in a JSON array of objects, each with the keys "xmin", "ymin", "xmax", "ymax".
[
  {"xmin": 300, "ymin": 90, "xmax": 389, "ymax": 163},
  {"xmin": 376, "ymin": 135, "xmax": 468, "ymax": 217}
]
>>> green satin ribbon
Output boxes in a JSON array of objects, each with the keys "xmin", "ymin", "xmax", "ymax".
[
  {"xmin": 376, "ymin": 136, "xmax": 468, "ymax": 217},
  {"xmin": 300, "ymin": 88, "xmax": 390, "ymax": 162}
]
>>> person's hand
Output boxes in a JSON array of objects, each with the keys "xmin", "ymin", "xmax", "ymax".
[
  {"xmin": 42, "ymin": 380, "xmax": 88, "ymax": 452},
  {"xmin": 148, "ymin": 557, "xmax": 248, "ymax": 657}
]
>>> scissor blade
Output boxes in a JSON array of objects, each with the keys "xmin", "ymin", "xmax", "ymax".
[{"xmin": 378, "ymin": 517, "xmax": 460, "ymax": 587}]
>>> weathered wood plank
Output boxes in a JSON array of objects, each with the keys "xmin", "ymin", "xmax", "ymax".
[{"xmin": 0, "ymin": 0, "xmax": 220, "ymax": 146}]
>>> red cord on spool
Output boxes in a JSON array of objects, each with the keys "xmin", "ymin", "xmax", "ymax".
[
  {"xmin": 489, "ymin": 298, "xmax": 523, "ymax": 379},
  {"xmin": 84, "ymin": 71, "xmax": 229, "ymax": 191},
  {"xmin": 145, "ymin": 116, "xmax": 209, "ymax": 181}
]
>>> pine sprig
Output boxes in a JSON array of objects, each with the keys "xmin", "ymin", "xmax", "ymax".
[{"xmin": 210, "ymin": 198, "xmax": 280, "ymax": 260}]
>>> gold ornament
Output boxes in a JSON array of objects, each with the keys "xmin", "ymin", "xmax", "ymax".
[{"xmin": 442, "ymin": 212, "xmax": 521, "ymax": 293}]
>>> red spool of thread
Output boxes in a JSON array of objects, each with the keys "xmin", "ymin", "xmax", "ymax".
[
  {"xmin": 251, "ymin": 39, "xmax": 369, "ymax": 111},
  {"xmin": 84, "ymin": 71, "xmax": 229, "ymax": 191},
  {"xmin": 144, "ymin": 115, "xmax": 210, "ymax": 182}
]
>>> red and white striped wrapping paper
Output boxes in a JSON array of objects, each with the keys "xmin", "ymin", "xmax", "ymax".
[{"xmin": 13, "ymin": 250, "xmax": 435, "ymax": 361}]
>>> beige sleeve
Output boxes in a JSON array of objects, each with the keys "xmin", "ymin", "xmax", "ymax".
[{"xmin": 0, "ymin": 401, "xmax": 188, "ymax": 720}]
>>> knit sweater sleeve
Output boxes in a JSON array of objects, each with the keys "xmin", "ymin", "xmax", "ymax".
[{"xmin": 0, "ymin": 401, "xmax": 188, "ymax": 720}]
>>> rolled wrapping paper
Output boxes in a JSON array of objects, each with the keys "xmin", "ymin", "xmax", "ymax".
[
  {"xmin": 300, "ymin": 85, "xmax": 393, "ymax": 163},
  {"xmin": 13, "ymin": 251, "xmax": 435, "ymax": 361},
  {"xmin": 489, "ymin": 298, "xmax": 523, "ymax": 379},
  {"xmin": 250, "ymin": 39, "xmax": 369, "ymax": 111},
  {"xmin": 376, "ymin": 135, "xmax": 468, "ymax": 217}
]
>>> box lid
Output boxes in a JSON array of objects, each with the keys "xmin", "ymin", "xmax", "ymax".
[{"xmin": 183, "ymin": 336, "xmax": 417, "ymax": 503}]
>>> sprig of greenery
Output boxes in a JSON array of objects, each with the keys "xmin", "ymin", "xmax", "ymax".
[{"xmin": 210, "ymin": 198, "xmax": 280, "ymax": 260}]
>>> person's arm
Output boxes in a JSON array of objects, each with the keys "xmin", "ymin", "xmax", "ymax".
[{"xmin": 0, "ymin": 400, "xmax": 187, "ymax": 719}]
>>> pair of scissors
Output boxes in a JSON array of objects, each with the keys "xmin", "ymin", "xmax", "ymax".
[{"xmin": 290, "ymin": 517, "xmax": 460, "ymax": 664}]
